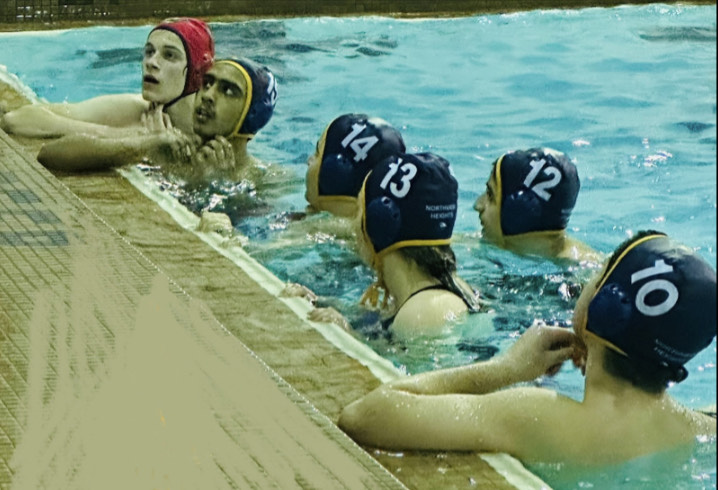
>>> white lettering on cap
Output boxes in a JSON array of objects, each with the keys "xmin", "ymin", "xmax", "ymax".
[
  {"xmin": 522, "ymin": 158, "xmax": 562, "ymax": 201},
  {"xmin": 631, "ymin": 259, "xmax": 679, "ymax": 317},
  {"xmin": 341, "ymin": 123, "xmax": 379, "ymax": 162},
  {"xmin": 379, "ymin": 159, "xmax": 417, "ymax": 199}
]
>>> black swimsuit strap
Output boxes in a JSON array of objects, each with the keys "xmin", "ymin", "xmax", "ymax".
[
  {"xmin": 380, "ymin": 284, "xmax": 450, "ymax": 330},
  {"xmin": 410, "ymin": 283, "xmax": 479, "ymax": 312},
  {"xmin": 404, "ymin": 284, "xmax": 451, "ymax": 303}
]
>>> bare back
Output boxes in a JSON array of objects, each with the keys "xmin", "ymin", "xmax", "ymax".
[{"xmin": 482, "ymin": 386, "xmax": 716, "ymax": 465}]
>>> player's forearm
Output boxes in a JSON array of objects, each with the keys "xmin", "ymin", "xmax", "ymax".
[
  {"xmin": 37, "ymin": 134, "xmax": 155, "ymax": 171},
  {"xmin": 388, "ymin": 323, "xmax": 577, "ymax": 396},
  {"xmin": 387, "ymin": 356, "xmax": 525, "ymax": 396},
  {"xmin": 2, "ymin": 105, "xmax": 121, "ymax": 138}
]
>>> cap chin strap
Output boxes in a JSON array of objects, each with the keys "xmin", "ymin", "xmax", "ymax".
[
  {"xmin": 164, "ymin": 91, "xmax": 188, "ymax": 109},
  {"xmin": 358, "ymin": 186, "xmax": 388, "ymax": 309},
  {"xmin": 360, "ymin": 281, "xmax": 389, "ymax": 310},
  {"xmin": 584, "ymin": 330, "xmax": 629, "ymax": 357}
]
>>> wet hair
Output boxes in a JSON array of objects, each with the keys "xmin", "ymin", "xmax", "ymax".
[
  {"xmin": 596, "ymin": 230, "xmax": 679, "ymax": 393},
  {"xmin": 589, "ymin": 230, "xmax": 715, "ymax": 391},
  {"xmin": 603, "ymin": 348, "xmax": 687, "ymax": 394},
  {"xmin": 400, "ymin": 246, "xmax": 481, "ymax": 312}
]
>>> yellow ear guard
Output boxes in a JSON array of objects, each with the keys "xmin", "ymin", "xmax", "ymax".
[{"xmin": 215, "ymin": 59, "xmax": 254, "ymax": 140}]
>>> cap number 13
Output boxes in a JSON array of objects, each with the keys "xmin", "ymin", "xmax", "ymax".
[{"xmin": 380, "ymin": 158, "xmax": 417, "ymax": 199}]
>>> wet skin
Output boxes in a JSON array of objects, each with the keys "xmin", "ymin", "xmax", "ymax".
[
  {"xmin": 142, "ymin": 29, "xmax": 188, "ymax": 104},
  {"xmin": 193, "ymin": 63, "xmax": 248, "ymax": 140},
  {"xmin": 304, "ymin": 137, "xmax": 323, "ymax": 208},
  {"xmin": 474, "ymin": 170, "xmax": 503, "ymax": 244}
]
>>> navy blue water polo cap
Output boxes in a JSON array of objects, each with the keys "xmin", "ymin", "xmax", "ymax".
[
  {"xmin": 587, "ymin": 233, "xmax": 717, "ymax": 368},
  {"xmin": 361, "ymin": 152, "xmax": 458, "ymax": 257},
  {"xmin": 217, "ymin": 58, "xmax": 278, "ymax": 139},
  {"xmin": 495, "ymin": 148, "xmax": 580, "ymax": 236},
  {"xmin": 318, "ymin": 114, "xmax": 405, "ymax": 199}
]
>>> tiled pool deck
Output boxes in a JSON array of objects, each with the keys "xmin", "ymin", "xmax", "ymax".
[
  {"xmin": 0, "ymin": 127, "xmax": 417, "ymax": 489},
  {"xmin": 0, "ymin": 81, "xmax": 548, "ymax": 488}
]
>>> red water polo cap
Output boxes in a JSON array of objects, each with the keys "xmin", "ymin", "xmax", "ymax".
[{"xmin": 153, "ymin": 18, "xmax": 215, "ymax": 97}]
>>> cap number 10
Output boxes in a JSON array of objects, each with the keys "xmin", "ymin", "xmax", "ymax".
[{"xmin": 630, "ymin": 259, "xmax": 679, "ymax": 317}]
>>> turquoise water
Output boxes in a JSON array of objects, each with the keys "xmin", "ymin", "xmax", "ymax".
[{"xmin": 1, "ymin": 4, "xmax": 715, "ymax": 487}]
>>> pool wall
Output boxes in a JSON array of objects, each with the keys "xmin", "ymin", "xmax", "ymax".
[
  {"xmin": 1, "ymin": 0, "xmax": 715, "ymax": 28},
  {"xmin": 1, "ymin": 75, "xmax": 544, "ymax": 488},
  {"xmin": 2, "ymin": 4, "xmax": 714, "ymax": 488}
]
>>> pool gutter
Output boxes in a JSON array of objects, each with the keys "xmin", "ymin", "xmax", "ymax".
[{"xmin": 119, "ymin": 165, "xmax": 552, "ymax": 490}]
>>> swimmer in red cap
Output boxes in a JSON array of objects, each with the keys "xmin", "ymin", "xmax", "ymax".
[
  {"xmin": 1, "ymin": 18, "xmax": 214, "ymax": 138},
  {"xmin": 36, "ymin": 57, "xmax": 278, "ymax": 181},
  {"xmin": 339, "ymin": 231, "xmax": 716, "ymax": 466},
  {"xmin": 474, "ymin": 148, "xmax": 601, "ymax": 264}
]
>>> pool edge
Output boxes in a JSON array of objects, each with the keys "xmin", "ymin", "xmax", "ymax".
[
  {"xmin": 117, "ymin": 166, "xmax": 553, "ymax": 490},
  {"xmin": 1, "ymin": 1, "xmax": 716, "ymax": 31}
]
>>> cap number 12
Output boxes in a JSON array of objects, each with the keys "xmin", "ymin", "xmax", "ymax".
[{"xmin": 523, "ymin": 158, "xmax": 562, "ymax": 201}]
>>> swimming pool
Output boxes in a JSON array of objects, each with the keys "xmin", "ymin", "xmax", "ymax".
[{"xmin": 1, "ymin": 4, "xmax": 715, "ymax": 487}]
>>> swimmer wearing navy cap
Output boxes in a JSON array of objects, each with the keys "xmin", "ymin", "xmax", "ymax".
[
  {"xmin": 2, "ymin": 17, "xmax": 214, "ymax": 138},
  {"xmin": 474, "ymin": 148, "xmax": 601, "ymax": 264},
  {"xmin": 37, "ymin": 57, "xmax": 278, "ymax": 177},
  {"xmin": 180, "ymin": 57, "xmax": 278, "ymax": 182},
  {"xmin": 305, "ymin": 114, "xmax": 405, "ymax": 217},
  {"xmin": 279, "ymin": 114, "xmax": 405, "ymax": 305},
  {"xmin": 340, "ymin": 231, "xmax": 716, "ymax": 465},
  {"xmin": 351, "ymin": 152, "xmax": 480, "ymax": 338}
]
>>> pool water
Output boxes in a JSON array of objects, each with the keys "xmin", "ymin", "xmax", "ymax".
[{"xmin": 1, "ymin": 4, "xmax": 715, "ymax": 487}]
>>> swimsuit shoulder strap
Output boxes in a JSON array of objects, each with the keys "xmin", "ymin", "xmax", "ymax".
[
  {"xmin": 381, "ymin": 285, "xmax": 449, "ymax": 330},
  {"xmin": 698, "ymin": 410, "xmax": 717, "ymax": 419},
  {"xmin": 405, "ymin": 284, "xmax": 451, "ymax": 303}
]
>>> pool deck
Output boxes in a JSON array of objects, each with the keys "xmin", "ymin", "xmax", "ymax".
[
  {"xmin": 0, "ymin": 0, "xmax": 715, "ymax": 30},
  {"xmin": 0, "ymin": 85, "xmax": 549, "ymax": 488}
]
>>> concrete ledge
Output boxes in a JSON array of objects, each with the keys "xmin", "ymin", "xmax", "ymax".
[
  {"xmin": 1, "ymin": 1, "xmax": 715, "ymax": 30},
  {"xmin": 0, "ymin": 71, "xmax": 546, "ymax": 487},
  {"xmin": 0, "ymin": 126, "xmax": 411, "ymax": 488}
]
